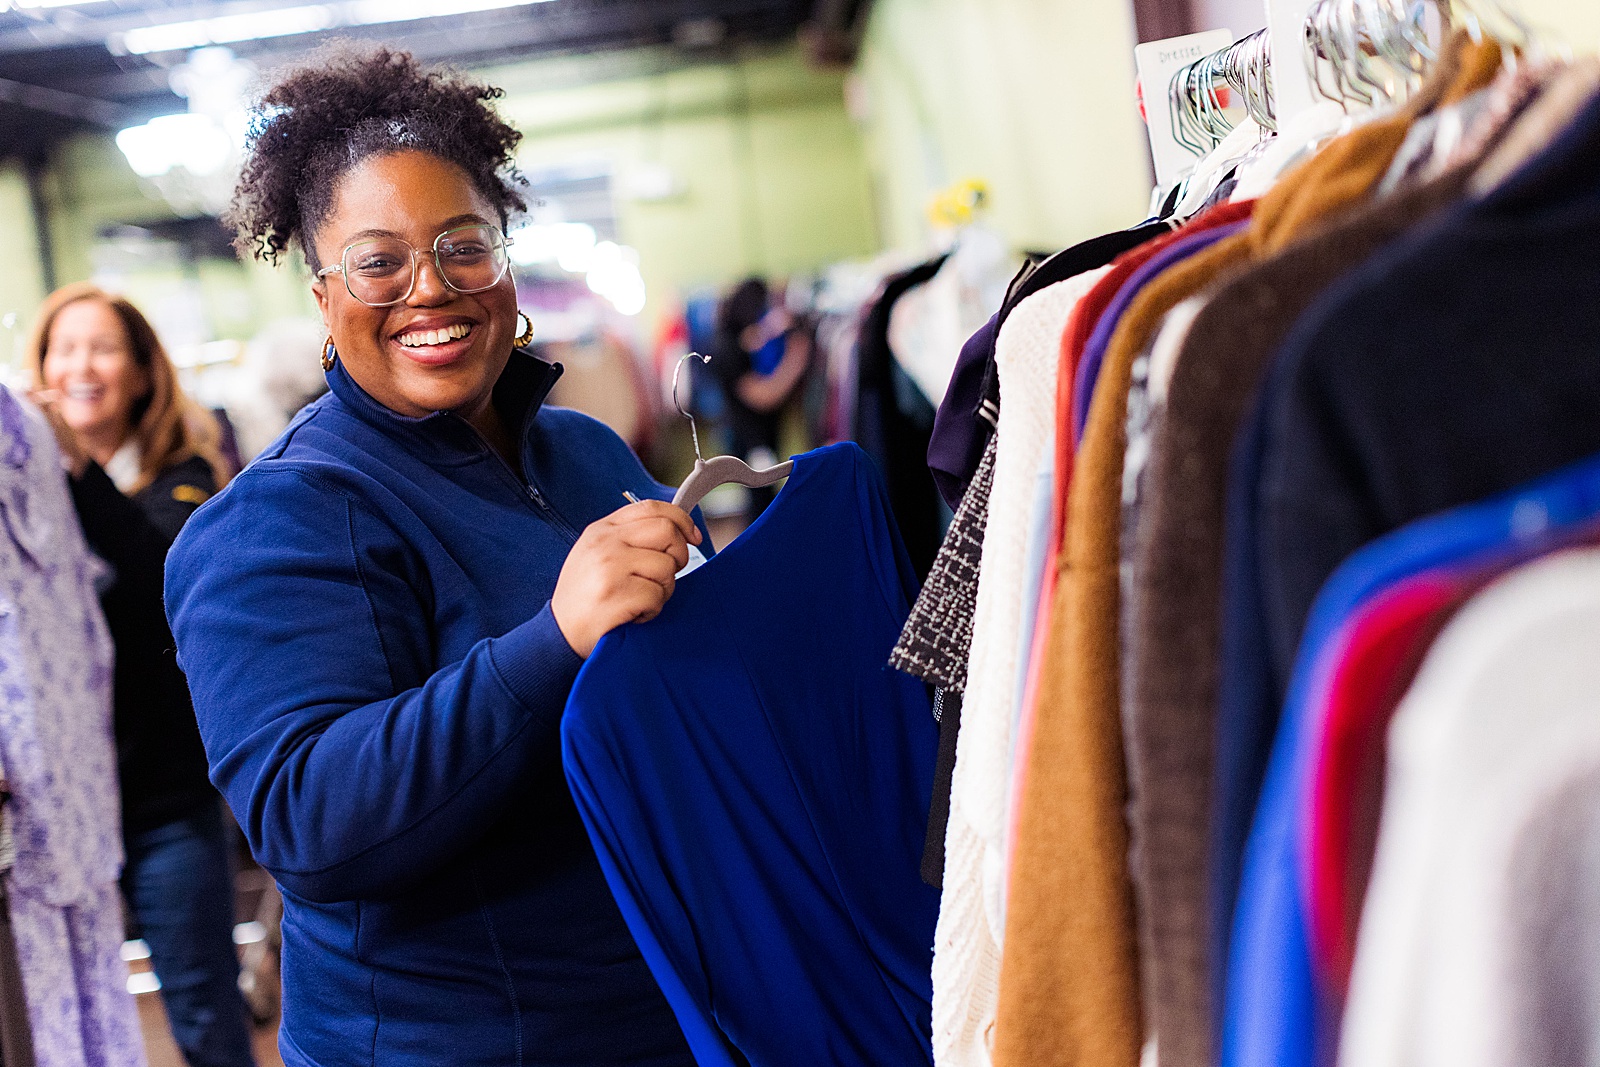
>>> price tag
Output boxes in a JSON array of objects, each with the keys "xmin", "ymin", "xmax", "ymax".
[{"xmin": 1134, "ymin": 28, "xmax": 1237, "ymax": 192}]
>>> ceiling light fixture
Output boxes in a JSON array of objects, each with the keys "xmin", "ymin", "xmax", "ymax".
[
  {"xmin": 116, "ymin": 113, "xmax": 235, "ymax": 177},
  {"xmin": 113, "ymin": 48, "xmax": 255, "ymax": 215},
  {"xmin": 114, "ymin": 0, "xmax": 554, "ymax": 55}
]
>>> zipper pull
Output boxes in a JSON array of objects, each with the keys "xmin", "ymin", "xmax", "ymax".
[{"xmin": 526, "ymin": 484, "xmax": 549, "ymax": 509}]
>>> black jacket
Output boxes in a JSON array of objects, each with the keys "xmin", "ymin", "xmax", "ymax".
[{"xmin": 70, "ymin": 453, "xmax": 218, "ymax": 835}]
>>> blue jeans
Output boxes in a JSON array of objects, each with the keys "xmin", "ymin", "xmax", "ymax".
[{"xmin": 122, "ymin": 803, "xmax": 257, "ymax": 1067}]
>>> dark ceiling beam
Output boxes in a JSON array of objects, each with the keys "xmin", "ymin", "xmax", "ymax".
[
  {"xmin": 64, "ymin": 35, "xmax": 759, "ymax": 107},
  {"xmin": 44, "ymin": 0, "xmax": 801, "ymax": 98},
  {"xmin": 0, "ymin": 74, "xmax": 133, "ymax": 125},
  {"xmin": 1, "ymin": 0, "xmax": 576, "ymax": 54},
  {"xmin": 0, "ymin": 0, "xmax": 815, "ymax": 155},
  {"xmin": 0, "ymin": 0, "xmax": 802, "ymax": 56},
  {"xmin": 39, "ymin": 65, "xmax": 172, "ymax": 105}
]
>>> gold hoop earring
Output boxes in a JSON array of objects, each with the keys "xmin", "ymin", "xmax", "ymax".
[
  {"xmin": 321, "ymin": 336, "xmax": 338, "ymax": 373},
  {"xmin": 513, "ymin": 311, "xmax": 534, "ymax": 349}
]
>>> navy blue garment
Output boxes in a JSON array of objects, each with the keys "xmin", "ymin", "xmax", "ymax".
[
  {"xmin": 563, "ymin": 443, "xmax": 940, "ymax": 1067},
  {"xmin": 1212, "ymin": 88, "xmax": 1600, "ymax": 1011},
  {"xmin": 165, "ymin": 351, "xmax": 704, "ymax": 1067},
  {"xmin": 927, "ymin": 313, "xmax": 999, "ymax": 511}
]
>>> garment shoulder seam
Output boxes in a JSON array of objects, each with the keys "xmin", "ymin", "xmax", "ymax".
[{"xmin": 229, "ymin": 464, "xmax": 397, "ymax": 534}]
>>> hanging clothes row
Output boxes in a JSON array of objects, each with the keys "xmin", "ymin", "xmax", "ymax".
[{"xmin": 899, "ymin": 16, "xmax": 1600, "ymax": 1067}]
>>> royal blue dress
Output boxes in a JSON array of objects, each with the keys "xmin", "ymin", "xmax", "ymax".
[{"xmin": 562, "ymin": 442, "xmax": 940, "ymax": 1067}]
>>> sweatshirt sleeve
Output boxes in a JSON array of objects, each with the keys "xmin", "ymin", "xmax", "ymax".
[{"xmin": 165, "ymin": 466, "xmax": 584, "ymax": 904}]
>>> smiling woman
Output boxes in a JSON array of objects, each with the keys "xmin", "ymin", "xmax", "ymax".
[
  {"xmin": 165, "ymin": 43, "xmax": 708, "ymax": 1067},
  {"xmin": 307, "ymin": 154, "xmax": 521, "ymax": 430}
]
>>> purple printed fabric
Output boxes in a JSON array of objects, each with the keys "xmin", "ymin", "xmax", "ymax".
[
  {"xmin": 1071, "ymin": 222, "xmax": 1248, "ymax": 443},
  {"xmin": 11, "ymin": 885, "xmax": 145, "ymax": 1067},
  {"xmin": 0, "ymin": 388, "xmax": 121, "ymax": 901},
  {"xmin": 0, "ymin": 387, "xmax": 144, "ymax": 1067}
]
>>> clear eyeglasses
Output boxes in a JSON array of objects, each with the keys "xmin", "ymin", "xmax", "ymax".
[{"xmin": 317, "ymin": 223, "xmax": 511, "ymax": 308}]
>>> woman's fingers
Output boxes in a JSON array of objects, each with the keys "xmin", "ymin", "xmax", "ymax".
[
  {"xmin": 623, "ymin": 546, "xmax": 678, "ymax": 597},
  {"xmin": 615, "ymin": 517, "xmax": 692, "ymax": 569},
  {"xmin": 607, "ymin": 499, "xmax": 701, "ymax": 545},
  {"xmin": 623, "ymin": 574, "xmax": 673, "ymax": 624},
  {"xmin": 551, "ymin": 501, "xmax": 699, "ymax": 658}
]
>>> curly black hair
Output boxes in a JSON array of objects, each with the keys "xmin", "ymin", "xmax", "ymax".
[{"xmin": 225, "ymin": 43, "xmax": 526, "ymax": 268}]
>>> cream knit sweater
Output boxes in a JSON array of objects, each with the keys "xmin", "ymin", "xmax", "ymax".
[{"xmin": 933, "ymin": 267, "xmax": 1109, "ymax": 1067}]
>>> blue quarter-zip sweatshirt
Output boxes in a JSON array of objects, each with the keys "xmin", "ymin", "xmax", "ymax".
[{"xmin": 165, "ymin": 351, "xmax": 701, "ymax": 1067}]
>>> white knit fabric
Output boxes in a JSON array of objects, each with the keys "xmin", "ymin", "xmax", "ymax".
[
  {"xmin": 1340, "ymin": 546, "xmax": 1600, "ymax": 1067},
  {"xmin": 932, "ymin": 266, "xmax": 1109, "ymax": 1067}
]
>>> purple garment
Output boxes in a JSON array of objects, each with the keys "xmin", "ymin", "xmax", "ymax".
[
  {"xmin": 11, "ymin": 884, "xmax": 145, "ymax": 1067},
  {"xmin": 0, "ymin": 387, "xmax": 144, "ymax": 1067},
  {"xmin": 927, "ymin": 313, "xmax": 999, "ymax": 511},
  {"xmin": 1071, "ymin": 222, "xmax": 1248, "ymax": 443}
]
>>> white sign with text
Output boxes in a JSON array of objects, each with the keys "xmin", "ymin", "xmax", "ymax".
[{"xmin": 1135, "ymin": 28, "xmax": 1237, "ymax": 192}]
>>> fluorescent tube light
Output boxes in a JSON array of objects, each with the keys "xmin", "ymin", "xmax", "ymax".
[{"xmin": 118, "ymin": 0, "xmax": 552, "ymax": 54}]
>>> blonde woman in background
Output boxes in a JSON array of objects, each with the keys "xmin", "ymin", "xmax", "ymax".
[{"xmin": 30, "ymin": 284, "xmax": 256, "ymax": 1067}]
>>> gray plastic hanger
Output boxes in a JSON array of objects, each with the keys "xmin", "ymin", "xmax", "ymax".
[{"xmin": 670, "ymin": 351, "xmax": 794, "ymax": 514}]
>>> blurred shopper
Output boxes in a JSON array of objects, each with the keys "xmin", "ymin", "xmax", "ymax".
[
  {"xmin": 228, "ymin": 318, "xmax": 329, "ymax": 462},
  {"xmin": 164, "ymin": 45, "xmax": 704, "ymax": 1067},
  {"xmin": 30, "ymin": 284, "xmax": 257, "ymax": 1067},
  {"xmin": 711, "ymin": 278, "xmax": 812, "ymax": 520}
]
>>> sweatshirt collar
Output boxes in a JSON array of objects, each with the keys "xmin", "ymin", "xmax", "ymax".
[{"xmin": 325, "ymin": 348, "xmax": 563, "ymax": 463}]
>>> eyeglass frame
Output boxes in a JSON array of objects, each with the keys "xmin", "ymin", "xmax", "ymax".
[{"xmin": 315, "ymin": 222, "xmax": 514, "ymax": 308}]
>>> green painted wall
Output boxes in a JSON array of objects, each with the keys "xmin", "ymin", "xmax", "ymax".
[
  {"xmin": 853, "ymin": 0, "xmax": 1153, "ymax": 256},
  {"xmin": 0, "ymin": 164, "xmax": 47, "ymax": 370},
  {"xmin": 2, "ymin": 132, "xmax": 316, "ymax": 367},
  {"xmin": 486, "ymin": 46, "xmax": 880, "ymax": 323}
]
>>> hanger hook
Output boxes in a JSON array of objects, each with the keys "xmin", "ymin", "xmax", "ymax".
[{"xmin": 674, "ymin": 351, "xmax": 711, "ymax": 462}]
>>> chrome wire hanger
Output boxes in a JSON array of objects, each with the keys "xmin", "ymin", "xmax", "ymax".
[
  {"xmin": 1170, "ymin": 27, "xmax": 1279, "ymax": 159},
  {"xmin": 670, "ymin": 351, "xmax": 794, "ymax": 515},
  {"xmin": 1164, "ymin": 29, "xmax": 1277, "ymax": 216},
  {"xmin": 1176, "ymin": 0, "xmax": 1522, "ymax": 142},
  {"xmin": 1304, "ymin": 0, "xmax": 1430, "ymax": 108}
]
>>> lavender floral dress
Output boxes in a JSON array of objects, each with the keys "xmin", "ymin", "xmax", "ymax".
[{"xmin": 0, "ymin": 387, "xmax": 146, "ymax": 1067}]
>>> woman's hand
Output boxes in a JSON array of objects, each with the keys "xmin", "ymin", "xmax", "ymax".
[
  {"xmin": 28, "ymin": 389, "xmax": 90, "ymax": 478},
  {"xmin": 551, "ymin": 499, "xmax": 703, "ymax": 658}
]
